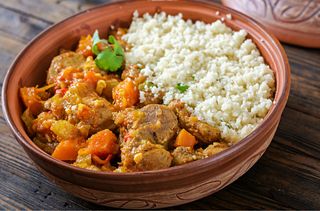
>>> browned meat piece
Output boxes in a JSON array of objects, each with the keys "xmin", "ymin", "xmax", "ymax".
[
  {"xmin": 62, "ymin": 82, "xmax": 116, "ymax": 135},
  {"xmin": 114, "ymin": 104, "xmax": 179, "ymax": 172},
  {"xmin": 47, "ymin": 51, "xmax": 85, "ymax": 84},
  {"xmin": 33, "ymin": 136, "xmax": 58, "ymax": 154},
  {"xmin": 44, "ymin": 94, "xmax": 65, "ymax": 119},
  {"xmin": 134, "ymin": 148, "xmax": 172, "ymax": 171},
  {"xmin": 172, "ymin": 146, "xmax": 205, "ymax": 166},
  {"xmin": 120, "ymin": 139, "xmax": 172, "ymax": 172},
  {"xmin": 138, "ymin": 104, "xmax": 179, "ymax": 147},
  {"xmin": 116, "ymin": 104, "xmax": 179, "ymax": 147},
  {"xmin": 113, "ymin": 107, "xmax": 135, "ymax": 128},
  {"xmin": 172, "ymin": 142, "xmax": 229, "ymax": 166},
  {"xmin": 203, "ymin": 142, "xmax": 229, "ymax": 157},
  {"xmin": 169, "ymin": 101, "xmax": 221, "ymax": 144}
]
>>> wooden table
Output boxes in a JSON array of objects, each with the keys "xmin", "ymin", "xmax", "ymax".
[{"xmin": 0, "ymin": 0, "xmax": 319, "ymax": 209}]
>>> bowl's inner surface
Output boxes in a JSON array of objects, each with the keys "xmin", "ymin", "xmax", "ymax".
[{"xmin": 4, "ymin": 0, "xmax": 288, "ymax": 176}]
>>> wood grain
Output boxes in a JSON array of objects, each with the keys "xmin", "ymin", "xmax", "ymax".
[{"xmin": 0, "ymin": 0, "xmax": 319, "ymax": 209}]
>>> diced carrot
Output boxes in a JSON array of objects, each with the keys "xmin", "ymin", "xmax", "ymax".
[
  {"xmin": 84, "ymin": 71, "xmax": 99, "ymax": 88},
  {"xmin": 112, "ymin": 78, "xmax": 139, "ymax": 110},
  {"xmin": 52, "ymin": 139, "xmax": 80, "ymax": 161},
  {"xmin": 87, "ymin": 129, "xmax": 119, "ymax": 158},
  {"xmin": 174, "ymin": 129, "xmax": 197, "ymax": 148},
  {"xmin": 76, "ymin": 35, "xmax": 94, "ymax": 57},
  {"xmin": 20, "ymin": 87, "xmax": 43, "ymax": 116}
]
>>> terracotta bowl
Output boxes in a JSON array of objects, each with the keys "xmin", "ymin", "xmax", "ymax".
[{"xmin": 2, "ymin": 0, "xmax": 290, "ymax": 209}]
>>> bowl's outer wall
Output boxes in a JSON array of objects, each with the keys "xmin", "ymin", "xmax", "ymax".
[
  {"xmin": 35, "ymin": 121, "xmax": 279, "ymax": 209},
  {"xmin": 2, "ymin": 0, "xmax": 290, "ymax": 208}
]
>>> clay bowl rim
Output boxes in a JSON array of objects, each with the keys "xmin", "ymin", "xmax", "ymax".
[{"xmin": 2, "ymin": 0, "xmax": 290, "ymax": 179}]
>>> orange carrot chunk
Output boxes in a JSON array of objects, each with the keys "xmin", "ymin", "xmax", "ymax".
[
  {"xmin": 87, "ymin": 129, "xmax": 119, "ymax": 158},
  {"xmin": 20, "ymin": 87, "xmax": 43, "ymax": 116},
  {"xmin": 52, "ymin": 140, "xmax": 79, "ymax": 161},
  {"xmin": 84, "ymin": 71, "xmax": 99, "ymax": 88},
  {"xmin": 20, "ymin": 85, "xmax": 53, "ymax": 116},
  {"xmin": 112, "ymin": 78, "xmax": 139, "ymax": 110},
  {"xmin": 174, "ymin": 129, "xmax": 197, "ymax": 148}
]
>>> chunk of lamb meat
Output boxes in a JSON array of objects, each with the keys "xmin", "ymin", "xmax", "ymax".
[
  {"xmin": 172, "ymin": 146, "xmax": 205, "ymax": 166},
  {"xmin": 138, "ymin": 104, "xmax": 179, "ymax": 146},
  {"xmin": 115, "ymin": 104, "xmax": 179, "ymax": 147},
  {"xmin": 119, "ymin": 138, "xmax": 172, "ymax": 172},
  {"xmin": 47, "ymin": 51, "xmax": 85, "ymax": 84},
  {"xmin": 172, "ymin": 142, "xmax": 229, "ymax": 166},
  {"xmin": 114, "ymin": 104, "xmax": 179, "ymax": 171},
  {"xmin": 169, "ymin": 101, "xmax": 221, "ymax": 144},
  {"xmin": 62, "ymin": 82, "xmax": 116, "ymax": 136},
  {"xmin": 203, "ymin": 142, "xmax": 229, "ymax": 156}
]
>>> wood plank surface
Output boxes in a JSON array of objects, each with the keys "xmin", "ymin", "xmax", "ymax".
[{"xmin": 0, "ymin": 0, "xmax": 319, "ymax": 209}]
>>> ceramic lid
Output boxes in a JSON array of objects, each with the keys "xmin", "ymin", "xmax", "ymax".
[{"xmin": 222, "ymin": 0, "xmax": 320, "ymax": 48}]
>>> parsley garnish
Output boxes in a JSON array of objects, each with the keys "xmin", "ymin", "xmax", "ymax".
[
  {"xmin": 147, "ymin": 82, "xmax": 155, "ymax": 87},
  {"xmin": 176, "ymin": 83, "xmax": 189, "ymax": 93},
  {"xmin": 92, "ymin": 30, "xmax": 108, "ymax": 55},
  {"xmin": 92, "ymin": 30, "xmax": 124, "ymax": 72},
  {"xmin": 138, "ymin": 82, "xmax": 155, "ymax": 91},
  {"xmin": 225, "ymin": 122, "xmax": 232, "ymax": 129}
]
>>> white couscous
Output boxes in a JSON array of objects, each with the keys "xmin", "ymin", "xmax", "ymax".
[{"xmin": 123, "ymin": 11, "xmax": 275, "ymax": 144}]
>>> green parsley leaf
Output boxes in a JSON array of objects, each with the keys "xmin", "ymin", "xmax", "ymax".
[
  {"xmin": 138, "ymin": 82, "xmax": 155, "ymax": 91},
  {"xmin": 225, "ymin": 122, "xmax": 232, "ymax": 129},
  {"xmin": 92, "ymin": 30, "xmax": 108, "ymax": 55},
  {"xmin": 92, "ymin": 31, "xmax": 125, "ymax": 72},
  {"xmin": 108, "ymin": 35, "xmax": 124, "ymax": 56},
  {"xmin": 176, "ymin": 83, "xmax": 189, "ymax": 93},
  {"xmin": 147, "ymin": 82, "xmax": 155, "ymax": 87},
  {"xmin": 138, "ymin": 83, "xmax": 145, "ymax": 91},
  {"xmin": 95, "ymin": 47, "xmax": 124, "ymax": 72}
]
